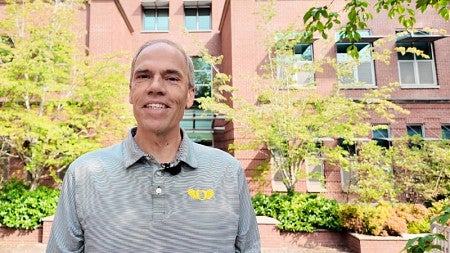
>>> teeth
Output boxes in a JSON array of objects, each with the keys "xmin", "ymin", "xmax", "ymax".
[{"xmin": 145, "ymin": 104, "xmax": 166, "ymax": 109}]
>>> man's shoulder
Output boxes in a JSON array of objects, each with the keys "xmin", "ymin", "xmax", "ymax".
[
  {"xmin": 70, "ymin": 142, "xmax": 123, "ymax": 170},
  {"xmin": 190, "ymin": 142, "xmax": 241, "ymax": 168}
]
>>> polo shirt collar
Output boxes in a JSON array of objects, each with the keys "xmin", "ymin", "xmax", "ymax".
[{"xmin": 123, "ymin": 127, "xmax": 199, "ymax": 169}]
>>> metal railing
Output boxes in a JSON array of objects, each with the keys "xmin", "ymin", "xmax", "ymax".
[{"xmin": 432, "ymin": 223, "xmax": 450, "ymax": 253}]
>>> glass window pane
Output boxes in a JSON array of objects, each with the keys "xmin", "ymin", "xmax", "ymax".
[
  {"xmin": 407, "ymin": 125, "xmax": 423, "ymax": 137},
  {"xmin": 195, "ymin": 85, "xmax": 211, "ymax": 98},
  {"xmin": 442, "ymin": 125, "xmax": 450, "ymax": 139},
  {"xmin": 194, "ymin": 71, "xmax": 211, "ymax": 85},
  {"xmin": 294, "ymin": 44, "xmax": 313, "ymax": 61},
  {"xmin": 143, "ymin": 9, "xmax": 156, "ymax": 31},
  {"xmin": 415, "ymin": 42, "xmax": 433, "ymax": 60},
  {"xmin": 397, "ymin": 43, "xmax": 415, "ymax": 60},
  {"xmin": 337, "ymin": 43, "xmax": 350, "ymax": 54},
  {"xmin": 184, "ymin": 8, "xmax": 197, "ymax": 30},
  {"xmin": 417, "ymin": 61, "xmax": 434, "ymax": 84},
  {"xmin": 192, "ymin": 57, "xmax": 209, "ymax": 70},
  {"xmin": 357, "ymin": 62, "xmax": 373, "ymax": 84},
  {"xmin": 399, "ymin": 62, "xmax": 415, "ymax": 84},
  {"xmin": 198, "ymin": 8, "xmax": 211, "ymax": 30},
  {"xmin": 158, "ymin": 9, "xmax": 169, "ymax": 30},
  {"xmin": 373, "ymin": 128, "xmax": 389, "ymax": 139}
]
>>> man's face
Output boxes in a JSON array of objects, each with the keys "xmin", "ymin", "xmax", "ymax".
[{"xmin": 129, "ymin": 43, "xmax": 195, "ymax": 136}]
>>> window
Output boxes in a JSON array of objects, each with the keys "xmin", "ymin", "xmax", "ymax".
[
  {"xmin": 184, "ymin": 1, "xmax": 211, "ymax": 31},
  {"xmin": 442, "ymin": 125, "xmax": 450, "ymax": 139},
  {"xmin": 407, "ymin": 125, "xmax": 424, "ymax": 138},
  {"xmin": 141, "ymin": 1, "xmax": 169, "ymax": 31},
  {"xmin": 143, "ymin": 8, "xmax": 169, "ymax": 31},
  {"xmin": 180, "ymin": 57, "xmax": 214, "ymax": 146},
  {"xmin": 372, "ymin": 126, "xmax": 392, "ymax": 148},
  {"xmin": 276, "ymin": 43, "xmax": 315, "ymax": 87},
  {"xmin": 341, "ymin": 166, "xmax": 357, "ymax": 193},
  {"xmin": 0, "ymin": 36, "xmax": 14, "ymax": 64},
  {"xmin": 191, "ymin": 57, "xmax": 212, "ymax": 108},
  {"xmin": 396, "ymin": 31, "xmax": 440, "ymax": 87},
  {"xmin": 306, "ymin": 159, "xmax": 326, "ymax": 193},
  {"xmin": 336, "ymin": 30, "xmax": 378, "ymax": 87}
]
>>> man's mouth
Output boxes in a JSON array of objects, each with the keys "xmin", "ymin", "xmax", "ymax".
[{"xmin": 144, "ymin": 103, "xmax": 167, "ymax": 109}]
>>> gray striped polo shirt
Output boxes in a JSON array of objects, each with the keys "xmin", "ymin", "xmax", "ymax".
[{"xmin": 46, "ymin": 128, "xmax": 261, "ymax": 252}]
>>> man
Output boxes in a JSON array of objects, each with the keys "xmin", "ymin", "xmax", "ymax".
[{"xmin": 46, "ymin": 39, "xmax": 261, "ymax": 252}]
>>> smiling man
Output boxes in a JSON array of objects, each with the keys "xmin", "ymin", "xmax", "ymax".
[{"xmin": 46, "ymin": 39, "xmax": 261, "ymax": 253}]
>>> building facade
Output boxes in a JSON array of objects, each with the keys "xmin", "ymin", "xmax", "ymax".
[{"xmin": 3, "ymin": 0, "xmax": 449, "ymax": 201}]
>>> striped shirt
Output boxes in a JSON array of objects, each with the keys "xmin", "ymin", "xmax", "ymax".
[{"xmin": 46, "ymin": 128, "xmax": 261, "ymax": 252}]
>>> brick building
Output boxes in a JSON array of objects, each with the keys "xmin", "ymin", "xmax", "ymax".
[{"xmin": 2, "ymin": 0, "xmax": 449, "ymax": 201}]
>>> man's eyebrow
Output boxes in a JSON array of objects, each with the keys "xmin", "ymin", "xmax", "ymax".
[
  {"xmin": 162, "ymin": 69, "xmax": 184, "ymax": 77},
  {"xmin": 134, "ymin": 69, "xmax": 150, "ymax": 75}
]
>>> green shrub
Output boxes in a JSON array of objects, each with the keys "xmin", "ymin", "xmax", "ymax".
[
  {"xmin": 339, "ymin": 202, "xmax": 431, "ymax": 236},
  {"xmin": 252, "ymin": 192, "xmax": 341, "ymax": 232},
  {"xmin": 0, "ymin": 179, "xmax": 60, "ymax": 230}
]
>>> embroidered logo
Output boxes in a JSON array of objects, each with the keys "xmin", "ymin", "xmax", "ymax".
[{"xmin": 187, "ymin": 189, "xmax": 214, "ymax": 200}]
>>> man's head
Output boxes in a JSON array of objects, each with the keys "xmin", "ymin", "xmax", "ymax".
[
  {"xmin": 130, "ymin": 39, "xmax": 195, "ymax": 89},
  {"xmin": 129, "ymin": 39, "xmax": 195, "ymax": 137}
]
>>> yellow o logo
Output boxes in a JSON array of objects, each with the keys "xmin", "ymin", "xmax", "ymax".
[{"xmin": 187, "ymin": 189, "xmax": 214, "ymax": 200}]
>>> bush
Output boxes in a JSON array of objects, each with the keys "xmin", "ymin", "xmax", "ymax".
[
  {"xmin": 339, "ymin": 202, "xmax": 431, "ymax": 236},
  {"xmin": 252, "ymin": 192, "xmax": 342, "ymax": 232},
  {"xmin": 0, "ymin": 179, "xmax": 60, "ymax": 230}
]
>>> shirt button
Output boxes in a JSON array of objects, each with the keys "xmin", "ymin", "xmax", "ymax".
[{"xmin": 156, "ymin": 187, "xmax": 162, "ymax": 195}]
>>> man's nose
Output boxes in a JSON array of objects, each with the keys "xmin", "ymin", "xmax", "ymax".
[{"xmin": 145, "ymin": 75, "xmax": 166, "ymax": 94}]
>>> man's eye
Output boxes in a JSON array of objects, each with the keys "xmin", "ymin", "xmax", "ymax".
[
  {"xmin": 136, "ymin": 74, "xmax": 150, "ymax": 80},
  {"xmin": 166, "ymin": 76, "xmax": 180, "ymax": 82}
]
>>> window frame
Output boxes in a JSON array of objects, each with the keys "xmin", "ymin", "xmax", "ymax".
[
  {"xmin": 191, "ymin": 56, "xmax": 213, "ymax": 108},
  {"xmin": 336, "ymin": 30, "xmax": 378, "ymax": 88},
  {"xmin": 184, "ymin": 4, "xmax": 212, "ymax": 31},
  {"xmin": 336, "ymin": 42, "xmax": 376, "ymax": 87},
  {"xmin": 396, "ymin": 31, "xmax": 439, "ymax": 88},
  {"xmin": 442, "ymin": 125, "xmax": 450, "ymax": 139},
  {"xmin": 397, "ymin": 42, "xmax": 437, "ymax": 87},
  {"xmin": 276, "ymin": 43, "xmax": 315, "ymax": 88},
  {"xmin": 407, "ymin": 124, "xmax": 425, "ymax": 138},
  {"xmin": 142, "ymin": 7, "xmax": 169, "ymax": 32}
]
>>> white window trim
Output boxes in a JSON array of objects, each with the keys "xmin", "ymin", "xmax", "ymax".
[{"xmin": 398, "ymin": 56, "xmax": 438, "ymax": 88}]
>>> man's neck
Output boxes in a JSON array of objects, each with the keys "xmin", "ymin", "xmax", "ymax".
[{"xmin": 134, "ymin": 128, "xmax": 182, "ymax": 164}]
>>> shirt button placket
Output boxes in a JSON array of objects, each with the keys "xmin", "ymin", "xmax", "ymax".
[{"xmin": 152, "ymin": 168, "xmax": 165, "ymax": 221}]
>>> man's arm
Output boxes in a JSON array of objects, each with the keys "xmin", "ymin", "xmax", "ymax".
[
  {"xmin": 46, "ymin": 167, "xmax": 84, "ymax": 253},
  {"xmin": 235, "ymin": 167, "xmax": 261, "ymax": 253}
]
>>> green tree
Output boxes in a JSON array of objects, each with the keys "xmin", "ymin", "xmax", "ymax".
[
  {"xmin": 302, "ymin": 0, "xmax": 450, "ymax": 44},
  {"xmin": 198, "ymin": 2, "xmax": 407, "ymax": 192},
  {"xmin": 0, "ymin": 0, "xmax": 132, "ymax": 189},
  {"xmin": 391, "ymin": 137, "xmax": 450, "ymax": 204}
]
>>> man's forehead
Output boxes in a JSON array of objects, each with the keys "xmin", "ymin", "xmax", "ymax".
[{"xmin": 139, "ymin": 42, "xmax": 185, "ymax": 59}]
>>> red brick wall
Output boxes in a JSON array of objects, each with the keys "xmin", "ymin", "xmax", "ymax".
[{"xmin": 0, "ymin": 226, "xmax": 42, "ymax": 244}]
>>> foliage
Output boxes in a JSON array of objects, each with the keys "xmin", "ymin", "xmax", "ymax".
[
  {"xmin": 198, "ymin": 1, "xmax": 408, "ymax": 192},
  {"xmin": 391, "ymin": 138, "xmax": 450, "ymax": 203},
  {"xmin": 343, "ymin": 140, "xmax": 398, "ymax": 203},
  {"xmin": 252, "ymin": 192, "xmax": 342, "ymax": 232},
  {"xmin": 403, "ymin": 205, "xmax": 450, "ymax": 253},
  {"xmin": 337, "ymin": 136, "xmax": 450, "ymax": 204},
  {"xmin": 339, "ymin": 202, "xmax": 432, "ymax": 236},
  {"xmin": 301, "ymin": 0, "xmax": 450, "ymax": 45},
  {"xmin": 0, "ymin": 0, "xmax": 133, "ymax": 189},
  {"xmin": 0, "ymin": 179, "xmax": 60, "ymax": 230}
]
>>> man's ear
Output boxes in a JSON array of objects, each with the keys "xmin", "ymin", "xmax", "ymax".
[{"xmin": 186, "ymin": 86, "xmax": 195, "ymax": 108}]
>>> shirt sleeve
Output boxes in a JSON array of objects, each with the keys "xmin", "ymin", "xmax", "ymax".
[
  {"xmin": 235, "ymin": 167, "xmax": 261, "ymax": 253},
  {"xmin": 46, "ymin": 167, "xmax": 85, "ymax": 253}
]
